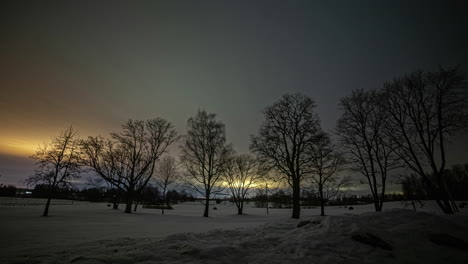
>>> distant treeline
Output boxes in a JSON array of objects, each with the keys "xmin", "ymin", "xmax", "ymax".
[
  {"xmin": 248, "ymin": 163, "xmax": 468, "ymax": 209},
  {"xmin": 0, "ymin": 184, "xmax": 196, "ymax": 205},
  {"xmin": 250, "ymin": 190, "xmax": 405, "ymax": 208},
  {"xmin": 0, "ymin": 184, "xmax": 17, "ymax": 197},
  {"xmin": 2, "ymin": 163, "xmax": 467, "ymax": 207},
  {"xmin": 400, "ymin": 164, "xmax": 468, "ymax": 202}
]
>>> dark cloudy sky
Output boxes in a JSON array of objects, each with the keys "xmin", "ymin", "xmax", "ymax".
[{"xmin": 1, "ymin": 0, "xmax": 467, "ymax": 186}]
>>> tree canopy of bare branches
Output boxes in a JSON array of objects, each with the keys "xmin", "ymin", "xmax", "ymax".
[
  {"xmin": 307, "ymin": 133, "xmax": 349, "ymax": 216},
  {"xmin": 382, "ymin": 66, "xmax": 468, "ymax": 214},
  {"xmin": 250, "ymin": 93, "xmax": 322, "ymax": 219},
  {"xmin": 223, "ymin": 154, "xmax": 268, "ymax": 215},
  {"xmin": 80, "ymin": 118, "xmax": 178, "ymax": 213},
  {"xmin": 154, "ymin": 155, "xmax": 179, "ymax": 214},
  {"xmin": 180, "ymin": 110, "xmax": 233, "ymax": 217},
  {"xmin": 25, "ymin": 126, "xmax": 82, "ymax": 216},
  {"xmin": 336, "ymin": 89, "xmax": 401, "ymax": 212}
]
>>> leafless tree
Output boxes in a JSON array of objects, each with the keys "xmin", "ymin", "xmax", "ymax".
[
  {"xmin": 250, "ymin": 93, "xmax": 322, "ymax": 219},
  {"xmin": 382, "ymin": 66, "xmax": 468, "ymax": 214},
  {"xmin": 25, "ymin": 126, "xmax": 82, "ymax": 216},
  {"xmin": 80, "ymin": 119, "xmax": 178, "ymax": 213},
  {"xmin": 223, "ymin": 154, "xmax": 268, "ymax": 215},
  {"xmin": 154, "ymin": 155, "xmax": 179, "ymax": 215},
  {"xmin": 307, "ymin": 133, "xmax": 349, "ymax": 216},
  {"xmin": 180, "ymin": 110, "xmax": 233, "ymax": 217},
  {"xmin": 336, "ymin": 89, "xmax": 401, "ymax": 212}
]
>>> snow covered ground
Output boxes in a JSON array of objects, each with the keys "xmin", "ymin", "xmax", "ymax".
[{"xmin": 1, "ymin": 198, "xmax": 467, "ymax": 263}]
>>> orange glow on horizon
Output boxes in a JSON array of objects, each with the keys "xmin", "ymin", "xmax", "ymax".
[{"xmin": 0, "ymin": 138, "xmax": 40, "ymax": 157}]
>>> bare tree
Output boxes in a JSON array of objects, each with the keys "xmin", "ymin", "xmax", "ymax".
[
  {"xmin": 382, "ymin": 66, "xmax": 468, "ymax": 214},
  {"xmin": 80, "ymin": 119, "xmax": 178, "ymax": 213},
  {"xmin": 250, "ymin": 93, "xmax": 322, "ymax": 219},
  {"xmin": 180, "ymin": 110, "xmax": 232, "ymax": 217},
  {"xmin": 336, "ymin": 89, "xmax": 400, "ymax": 212},
  {"xmin": 307, "ymin": 133, "xmax": 349, "ymax": 216},
  {"xmin": 223, "ymin": 154, "xmax": 268, "ymax": 215},
  {"xmin": 154, "ymin": 155, "xmax": 179, "ymax": 215},
  {"xmin": 25, "ymin": 126, "xmax": 82, "ymax": 216}
]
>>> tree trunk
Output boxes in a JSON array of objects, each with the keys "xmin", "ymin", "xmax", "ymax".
[
  {"xmin": 237, "ymin": 201, "xmax": 243, "ymax": 215},
  {"xmin": 162, "ymin": 187, "xmax": 166, "ymax": 215},
  {"xmin": 423, "ymin": 177, "xmax": 454, "ymax": 214},
  {"xmin": 166, "ymin": 196, "xmax": 169, "ymax": 214},
  {"xmin": 124, "ymin": 189, "xmax": 133, "ymax": 214},
  {"xmin": 43, "ymin": 196, "xmax": 52, "ymax": 217},
  {"xmin": 319, "ymin": 184, "xmax": 325, "ymax": 216},
  {"xmin": 203, "ymin": 191, "xmax": 210, "ymax": 217},
  {"xmin": 441, "ymin": 199, "xmax": 455, "ymax": 214},
  {"xmin": 124, "ymin": 191, "xmax": 133, "ymax": 213},
  {"xmin": 133, "ymin": 201, "xmax": 139, "ymax": 212},
  {"xmin": 425, "ymin": 178, "xmax": 454, "ymax": 214},
  {"xmin": 379, "ymin": 178, "xmax": 386, "ymax": 212},
  {"xmin": 374, "ymin": 199, "xmax": 382, "ymax": 212},
  {"xmin": 112, "ymin": 193, "xmax": 119, "ymax": 209},
  {"xmin": 124, "ymin": 200, "xmax": 132, "ymax": 213},
  {"xmin": 291, "ymin": 179, "xmax": 301, "ymax": 219},
  {"xmin": 112, "ymin": 190, "xmax": 119, "ymax": 209},
  {"xmin": 441, "ymin": 178, "xmax": 457, "ymax": 213},
  {"xmin": 433, "ymin": 185, "xmax": 455, "ymax": 214},
  {"xmin": 451, "ymin": 200, "xmax": 459, "ymax": 213}
]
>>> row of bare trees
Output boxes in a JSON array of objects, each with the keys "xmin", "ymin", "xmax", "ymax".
[
  {"xmin": 26, "ymin": 119, "xmax": 179, "ymax": 216},
  {"xmin": 27, "ymin": 105, "xmax": 348, "ymax": 218},
  {"xmin": 337, "ymin": 66, "xmax": 467, "ymax": 214},
  {"xmin": 28, "ymin": 66, "xmax": 464, "ymax": 218},
  {"xmin": 180, "ymin": 105, "xmax": 350, "ymax": 218}
]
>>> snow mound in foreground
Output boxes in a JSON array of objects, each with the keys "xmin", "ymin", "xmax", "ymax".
[{"xmin": 14, "ymin": 209, "xmax": 468, "ymax": 264}]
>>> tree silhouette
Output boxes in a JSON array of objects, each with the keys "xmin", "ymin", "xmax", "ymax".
[
  {"xmin": 251, "ymin": 93, "xmax": 322, "ymax": 219},
  {"xmin": 223, "ymin": 154, "xmax": 268, "ymax": 215},
  {"xmin": 154, "ymin": 155, "xmax": 180, "ymax": 215},
  {"xmin": 80, "ymin": 119, "xmax": 178, "ymax": 213},
  {"xmin": 382, "ymin": 66, "xmax": 468, "ymax": 214},
  {"xmin": 180, "ymin": 110, "xmax": 232, "ymax": 217},
  {"xmin": 337, "ymin": 89, "xmax": 401, "ymax": 212},
  {"xmin": 25, "ymin": 126, "xmax": 82, "ymax": 216},
  {"xmin": 307, "ymin": 133, "xmax": 349, "ymax": 216}
]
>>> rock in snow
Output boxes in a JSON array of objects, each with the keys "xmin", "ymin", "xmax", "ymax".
[{"xmin": 8, "ymin": 209, "xmax": 468, "ymax": 264}]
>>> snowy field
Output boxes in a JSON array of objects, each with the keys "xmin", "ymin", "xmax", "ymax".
[{"xmin": 1, "ymin": 198, "xmax": 467, "ymax": 263}]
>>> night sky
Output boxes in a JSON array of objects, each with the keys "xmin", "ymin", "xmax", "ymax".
[{"xmin": 1, "ymin": 0, "xmax": 467, "ymax": 186}]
